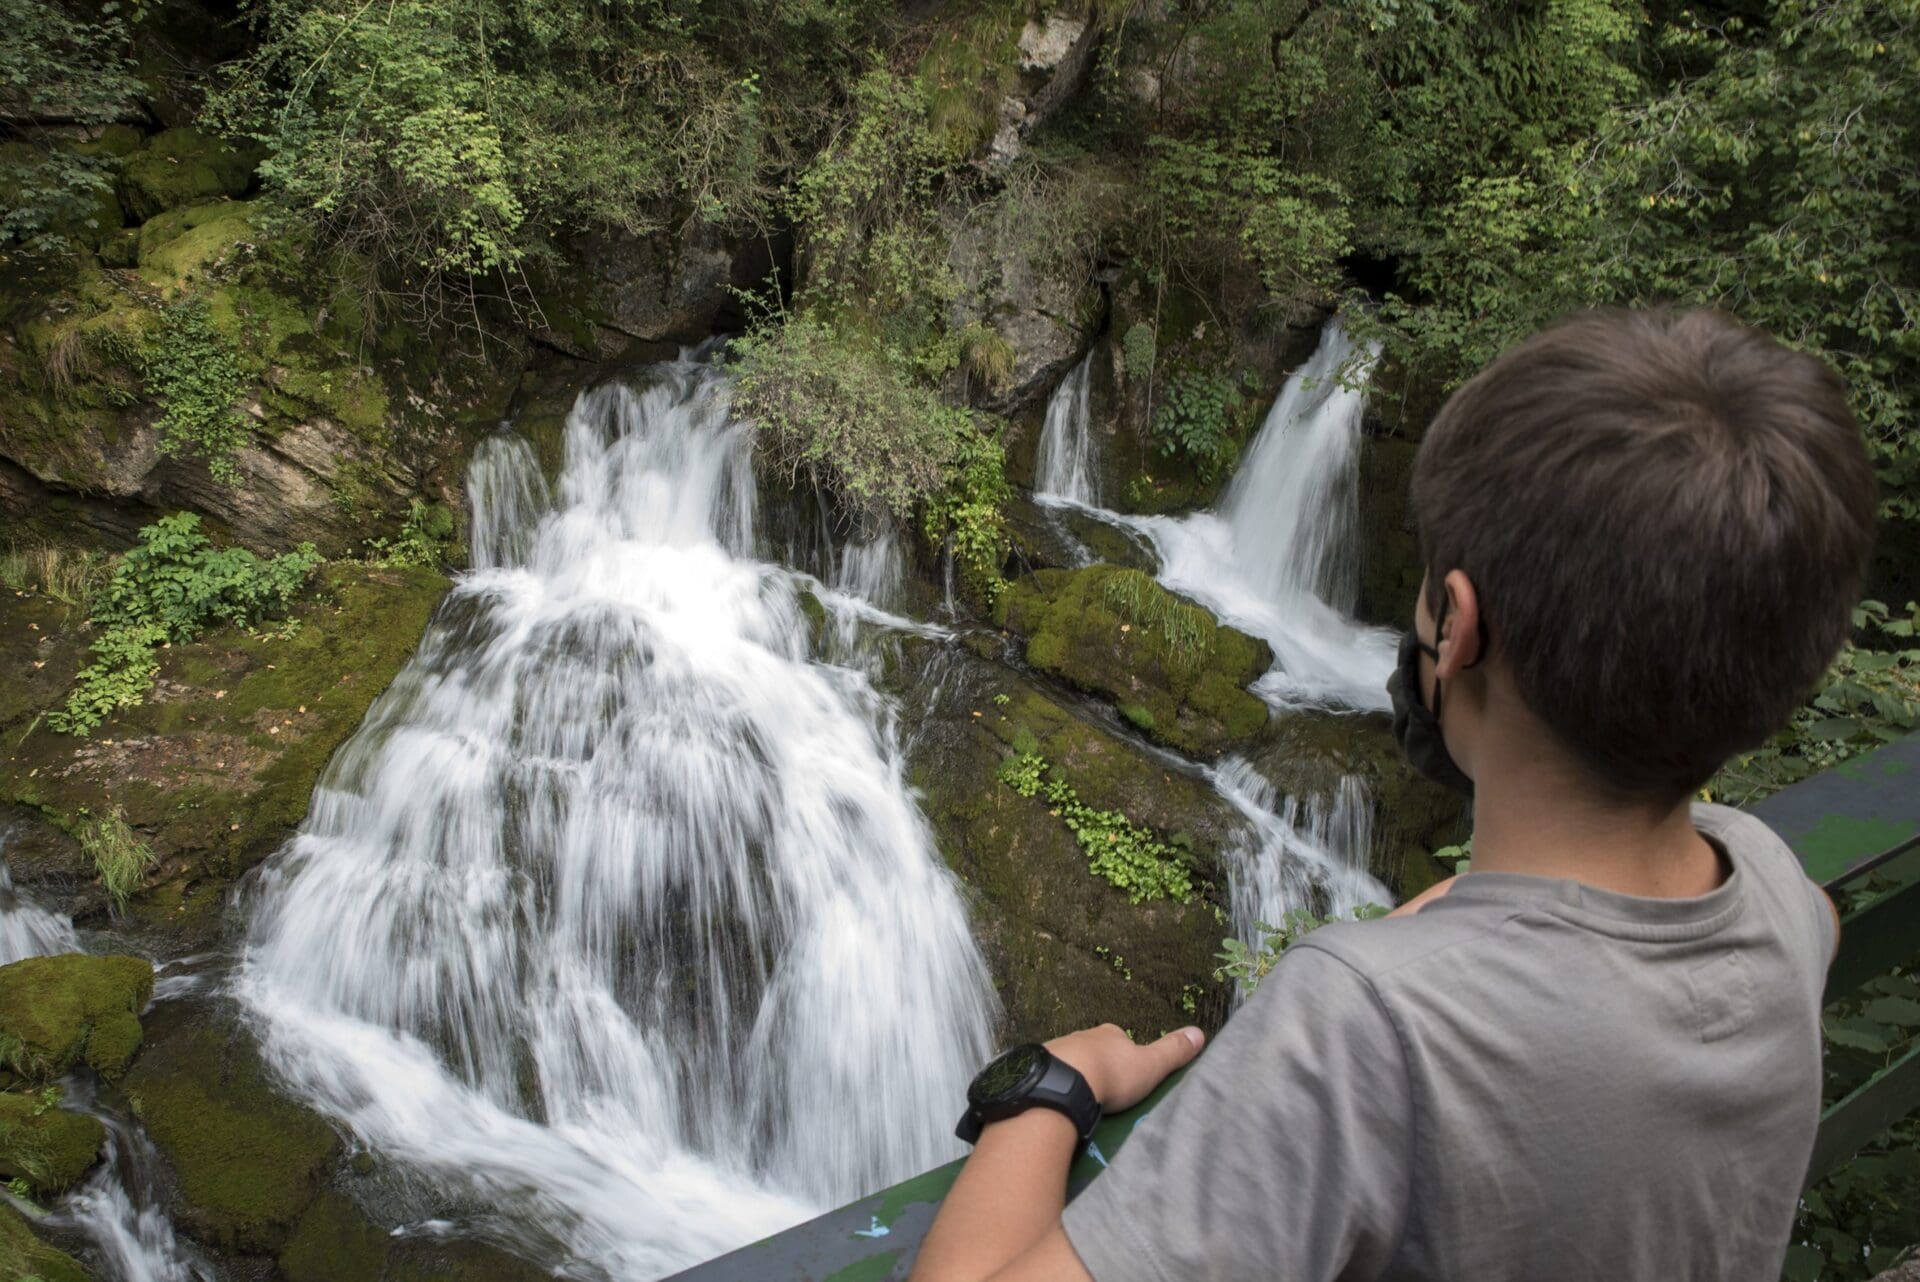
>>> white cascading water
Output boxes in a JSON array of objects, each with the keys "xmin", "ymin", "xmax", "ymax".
[
  {"xmin": 46, "ymin": 1084, "xmax": 216, "ymax": 1282},
  {"xmin": 1211, "ymin": 762, "xmax": 1384, "ymax": 944},
  {"xmin": 0, "ymin": 861, "xmax": 78, "ymax": 965},
  {"xmin": 234, "ymin": 357, "xmax": 996, "ymax": 1280},
  {"xmin": 1032, "ymin": 351, "xmax": 1097, "ymax": 506}
]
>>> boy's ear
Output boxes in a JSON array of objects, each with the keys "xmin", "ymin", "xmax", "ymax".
[{"xmin": 1436, "ymin": 569, "xmax": 1485, "ymax": 678}]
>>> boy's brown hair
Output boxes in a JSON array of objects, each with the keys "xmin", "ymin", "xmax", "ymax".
[{"xmin": 1411, "ymin": 308, "xmax": 1878, "ymax": 800}]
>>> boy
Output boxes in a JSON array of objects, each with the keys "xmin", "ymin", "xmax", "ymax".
[{"xmin": 912, "ymin": 308, "xmax": 1877, "ymax": 1281}]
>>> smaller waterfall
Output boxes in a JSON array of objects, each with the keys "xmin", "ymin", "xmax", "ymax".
[
  {"xmin": 48, "ymin": 1085, "xmax": 215, "ymax": 1282},
  {"xmin": 0, "ymin": 835, "xmax": 79, "ymax": 964},
  {"xmin": 1134, "ymin": 323, "xmax": 1397, "ymax": 711},
  {"xmin": 1211, "ymin": 761, "xmax": 1386, "ymax": 950},
  {"xmin": 1033, "ymin": 352, "xmax": 1098, "ymax": 506}
]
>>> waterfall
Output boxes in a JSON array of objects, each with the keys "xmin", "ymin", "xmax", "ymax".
[
  {"xmin": 1032, "ymin": 351, "xmax": 1097, "ymax": 506},
  {"xmin": 47, "ymin": 1084, "xmax": 216, "ymax": 1282},
  {"xmin": 1022, "ymin": 320, "xmax": 1401, "ymax": 948},
  {"xmin": 0, "ymin": 829, "xmax": 79, "ymax": 965},
  {"xmin": 234, "ymin": 357, "xmax": 997, "ymax": 1280},
  {"xmin": 1136, "ymin": 322, "xmax": 1396, "ymax": 711},
  {"xmin": 1210, "ymin": 761, "xmax": 1386, "ymax": 949}
]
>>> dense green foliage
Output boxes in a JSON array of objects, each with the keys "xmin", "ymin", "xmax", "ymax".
[
  {"xmin": 1150, "ymin": 369, "xmax": 1243, "ymax": 481},
  {"xmin": 50, "ymin": 514, "xmax": 320, "ymax": 734},
  {"xmin": 997, "ymin": 735, "xmax": 1195, "ymax": 905},
  {"xmin": 0, "ymin": 0, "xmax": 141, "ymax": 262},
  {"xmin": 145, "ymin": 298, "xmax": 254, "ymax": 484},
  {"xmin": 732, "ymin": 314, "xmax": 980, "ymax": 524},
  {"xmin": 205, "ymin": 0, "xmax": 882, "ymax": 322}
]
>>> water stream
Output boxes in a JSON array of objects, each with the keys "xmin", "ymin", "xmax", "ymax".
[{"xmin": 233, "ymin": 357, "xmax": 996, "ymax": 1279}]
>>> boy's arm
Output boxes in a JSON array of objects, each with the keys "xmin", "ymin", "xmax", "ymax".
[{"xmin": 911, "ymin": 1025, "xmax": 1205, "ymax": 1282}]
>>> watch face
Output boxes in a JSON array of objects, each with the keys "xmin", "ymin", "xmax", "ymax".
[{"xmin": 969, "ymin": 1044, "xmax": 1048, "ymax": 1109}]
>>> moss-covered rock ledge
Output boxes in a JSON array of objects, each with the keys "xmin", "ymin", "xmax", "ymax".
[
  {"xmin": 994, "ymin": 564, "xmax": 1272, "ymax": 758},
  {"xmin": 0, "ymin": 561, "xmax": 448, "ymax": 934}
]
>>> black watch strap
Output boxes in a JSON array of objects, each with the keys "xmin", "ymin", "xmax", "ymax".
[{"xmin": 955, "ymin": 1046, "xmax": 1102, "ymax": 1147}]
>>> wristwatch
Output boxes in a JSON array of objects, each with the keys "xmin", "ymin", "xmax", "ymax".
[{"xmin": 955, "ymin": 1043, "xmax": 1103, "ymax": 1147}]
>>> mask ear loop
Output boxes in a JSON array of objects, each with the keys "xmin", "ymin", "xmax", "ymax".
[{"xmin": 1426, "ymin": 591, "xmax": 1492, "ymax": 722}]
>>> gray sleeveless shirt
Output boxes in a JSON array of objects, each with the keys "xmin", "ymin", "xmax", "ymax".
[{"xmin": 1061, "ymin": 803, "xmax": 1833, "ymax": 1281}]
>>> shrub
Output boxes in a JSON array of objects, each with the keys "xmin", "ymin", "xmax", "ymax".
[
  {"xmin": 1150, "ymin": 368, "xmax": 1242, "ymax": 480},
  {"xmin": 922, "ymin": 424, "xmax": 1013, "ymax": 605},
  {"xmin": 144, "ymin": 299, "xmax": 254, "ymax": 486},
  {"xmin": 731, "ymin": 314, "xmax": 977, "ymax": 525},
  {"xmin": 0, "ymin": 0, "xmax": 141, "ymax": 262},
  {"xmin": 49, "ymin": 514, "xmax": 321, "ymax": 735}
]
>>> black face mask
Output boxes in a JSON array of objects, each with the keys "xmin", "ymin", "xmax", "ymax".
[{"xmin": 1387, "ymin": 609, "xmax": 1475, "ymax": 797}]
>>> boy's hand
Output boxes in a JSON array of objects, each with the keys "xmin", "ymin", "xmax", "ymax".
[{"xmin": 1045, "ymin": 1023, "xmax": 1205, "ymax": 1112}]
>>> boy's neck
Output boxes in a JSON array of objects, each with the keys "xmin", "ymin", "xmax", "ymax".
[{"xmin": 1467, "ymin": 745, "xmax": 1727, "ymax": 901}]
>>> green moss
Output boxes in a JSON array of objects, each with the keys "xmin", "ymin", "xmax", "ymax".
[
  {"xmin": 993, "ymin": 565, "xmax": 1270, "ymax": 756},
  {"xmin": 0, "ymin": 954, "xmax": 153, "ymax": 1082},
  {"xmin": 124, "ymin": 1020, "xmax": 339, "ymax": 1253},
  {"xmin": 0, "ymin": 1203, "xmax": 91, "ymax": 1282},
  {"xmin": 0, "ymin": 1088, "xmax": 104, "ymax": 1195},
  {"xmin": 279, "ymin": 1193, "xmax": 389, "ymax": 1282},
  {"xmin": 119, "ymin": 128, "xmax": 258, "ymax": 222},
  {"xmin": 136, "ymin": 202, "xmax": 256, "ymax": 290}
]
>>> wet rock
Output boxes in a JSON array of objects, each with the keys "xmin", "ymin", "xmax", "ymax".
[
  {"xmin": 281, "ymin": 1194, "xmax": 550, "ymax": 1282},
  {"xmin": 122, "ymin": 1003, "xmax": 339, "ymax": 1254},
  {"xmin": 900, "ymin": 642, "xmax": 1240, "ymax": 1042},
  {"xmin": 1355, "ymin": 432, "xmax": 1422, "ymax": 631},
  {"xmin": 0, "ymin": 953, "xmax": 153, "ymax": 1082},
  {"xmin": 0, "ymin": 563, "xmax": 448, "ymax": 930},
  {"xmin": 994, "ymin": 565, "xmax": 1270, "ymax": 758},
  {"xmin": 944, "ymin": 212, "xmax": 1098, "ymax": 416},
  {"xmin": 0, "ymin": 1202, "xmax": 92, "ymax": 1282},
  {"xmin": 118, "ymin": 128, "xmax": 259, "ymax": 223},
  {"xmin": 528, "ymin": 224, "xmax": 746, "ymax": 361},
  {"xmin": 0, "ymin": 1087, "xmax": 106, "ymax": 1196}
]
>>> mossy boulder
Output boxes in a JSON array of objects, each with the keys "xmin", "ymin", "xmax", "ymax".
[
  {"xmin": 0, "ymin": 562, "xmax": 448, "ymax": 930},
  {"xmin": 0, "ymin": 1202, "xmax": 91, "ymax": 1282},
  {"xmin": 994, "ymin": 564, "xmax": 1271, "ymax": 758},
  {"xmin": 0, "ymin": 1087, "xmax": 105, "ymax": 1195},
  {"xmin": 897, "ymin": 640, "xmax": 1240, "ymax": 1043},
  {"xmin": 281, "ymin": 1193, "xmax": 550, "ymax": 1282},
  {"xmin": 0, "ymin": 954, "xmax": 152, "ymax": 1082},
  {"xmin": 118, "ymin": 128, "xmax": 259, "ymax": 223},
  {"xmin": 123, "ymin": 1005, "xmax": 339, "ymax": 1254}
]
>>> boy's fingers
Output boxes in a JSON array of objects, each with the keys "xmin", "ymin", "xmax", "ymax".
[{"xmin": 1146, "ymin": 1025, "xmax": 1205, "ymax": 1076}]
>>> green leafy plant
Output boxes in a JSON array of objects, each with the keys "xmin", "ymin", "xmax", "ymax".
[
  {"xmin": 0, "ymin": 0, "xmax": 141, "ymax": 262},
  {"xmin": 77, "ymin": 806, "xmax": 155, "ymax": 909},
  {"xmin": 363, "ymin": 498, "xmax": 457, "ymax": 568},
  {"xmin": 996, "ymin": 744, "xmax": 1195, "ymax": 905},
  {"xmin": 144, "ymin": 299, "xmax": 255, "ymax": 485},
  {"xmin": 1150, "ymin": 369, "xmax": 1242, "ymax": 481},
  {"xmin": 49, "ymin": 513, "xmax": 322, "ymax": 735},
  {"xmin": 922, "ymin": 423, "xmax": 1013, "ymax": 606},
  {"xmin": 1215, "ymin": 904, "xmax": 1391, "ymax": 994},
  {"xmin": 1120, "ymin": 322, "xmax": 1157, "ymax": 383}
]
